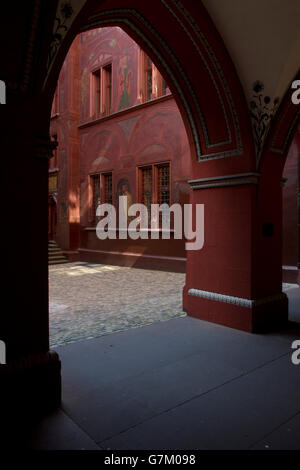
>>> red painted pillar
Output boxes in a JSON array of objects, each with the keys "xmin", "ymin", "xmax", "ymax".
[
  {"xmin": 0, "ymin": 96, "xmax": 61, "ymax": 426},
  {"xmin": 183, "ymin": 172, "xmax": 288, "ymax": 332},
  {"xmin": 50, "ymin": 36, "xmax": 80, "ymax": 261}
]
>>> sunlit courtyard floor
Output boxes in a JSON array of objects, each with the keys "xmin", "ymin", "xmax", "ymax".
[
  {"xmin": 49, "ymin": 261, "xmax": 297, "ymax": 348},
  {"xmin": 49, "ymin": 262, "xmax": 186, "ymax": 347}
]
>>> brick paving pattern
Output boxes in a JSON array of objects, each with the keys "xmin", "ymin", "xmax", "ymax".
[
  {"xmin": 49, "ymin": 262, "xmax": 296, "ymax": 348},
  {"xmin": 49, "ymin": 262, "xmax": 186, "ymax": 347}
]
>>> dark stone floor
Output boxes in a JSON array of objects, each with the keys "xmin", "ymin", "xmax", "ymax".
[{"xmin": 27, "ymin": 286, "xmax": 300, "ymax": 450}]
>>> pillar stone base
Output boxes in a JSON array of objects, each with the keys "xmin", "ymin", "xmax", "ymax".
[
  {"xmin": 183, "ymin": 287, "xmax": 289, "ymax": 333},
  {"xmin": 0, "ymin": 351, "xmax": 61, "ymax": 429}
]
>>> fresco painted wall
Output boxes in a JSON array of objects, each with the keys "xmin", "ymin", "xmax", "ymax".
[
  {"xmin": 50, "ymin": 27, "xmax": 192, "ymax": 271},
  {"xmin": 50, "ymin": 35, "xmax": 81, "ymax": 258}
]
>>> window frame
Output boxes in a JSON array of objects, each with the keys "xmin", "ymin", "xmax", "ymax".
[
  {"xmin": 50, "ymin": 134, "xmax": 58, "ymax": 169},
  {"xmin": 90, "ymin": 61, "xmax": 113, "ymax": 119},
  {"xmin": 100, "ymin": 171, "xmax": 113, "ymax": 205},
  {"xmin": 48, "ymin": 171, "xmax": 58, "ymax": 193},
  {"xmin": 89, "ymin": 173, "xmax": 101, "ymax": 224},
  {"xmin": 89, "ymin": 171, "xmax": 113, "ymax": 225},
  {"xmin": 138, "ymin": 49, "xmax": 169, "ymax": 103},
  {"xmin": 102, "ymin": 63, "xmax": 112, "ymax": 116},
  {"xmin": 137, "ymin": 161, "xmax": 171, "ymax": 228}
]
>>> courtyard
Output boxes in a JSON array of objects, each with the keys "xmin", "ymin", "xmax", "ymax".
[
  {"xmin": 49, "ymin": 262, "xmax": 186, "ymax": 347},
  {"xmin": 49, "ymin": 262, "xmax": 298, "ymax": 349}
]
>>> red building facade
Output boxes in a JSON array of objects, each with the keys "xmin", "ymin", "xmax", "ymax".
[
  {"xmin": 50, "ymin": 27, "xmax": 192, "ymax": 271},
  {"xmin": 50, "ymin": 26, "xmax": 300, "ymax": 281},
  {"xmin": 2, "ymin": 1, "xmax": 300, "ymax": 424}
]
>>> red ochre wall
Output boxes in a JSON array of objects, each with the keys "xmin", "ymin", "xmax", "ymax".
[
  {"xmin": 50, "ymin": 35, "xmax": 81, "ymax": 258},
  {"xmin": 50, "ymin": 27, "xmax": 192, "ymax": 271},
  {"xmin": 282, "ymin": 137, "xmax": 299, "ymax": 283}
]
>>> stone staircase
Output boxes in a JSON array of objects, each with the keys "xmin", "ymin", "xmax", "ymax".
[{"xmin": 48, "ymin": 240, "xmax": 69, "ymax": 265}]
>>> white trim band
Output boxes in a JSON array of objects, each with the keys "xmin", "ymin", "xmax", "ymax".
[
  {"xmin": 188, "ymin": 172, "xmax": 260, "ymax": 190},
  {"xmin": 188, "ymin": 288, "xmax": 287, "ymax": 309}
]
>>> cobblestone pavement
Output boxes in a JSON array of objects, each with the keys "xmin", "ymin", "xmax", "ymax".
[
  {"xmin": 49, "ymin": 262, "xmax": 186, "ymax": 347},
  {"xmin": 49, "ymin": 262, "xmax": 297, "ymax": 348}
]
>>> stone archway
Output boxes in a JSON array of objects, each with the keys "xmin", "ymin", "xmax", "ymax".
[
  {"xmin": 254, "ymin": 73, "xmax": 300, "ymax": 302},
  {"xmin": 43, "ymin": 0, "xmax": 260, "ymax": 334},
  {"xmin": 45, "ymin": 0, "xmax": 254, "ymax": 167},
  {"xmin": 2, "ymin": 0, "xmax": 299, "ymax": 423}
]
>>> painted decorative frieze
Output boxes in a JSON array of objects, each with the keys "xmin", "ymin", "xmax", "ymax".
[
  {"xmin": 249, "ymin": 80, "xmax": 279, "ymax": 160},
  {"xmin": 47, "ymin": 1, "xmax": 75, "ymax": 71},
  {"xmin": 44, "ymin": 0, "xmax": 87, "ymax": 88}
]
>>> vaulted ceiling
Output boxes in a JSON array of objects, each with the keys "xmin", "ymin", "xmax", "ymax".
[{"xmin": 202, "ymin": 0, "xmax": 300, "ymax": 103}]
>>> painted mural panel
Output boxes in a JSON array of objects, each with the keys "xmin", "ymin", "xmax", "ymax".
[
  {"xmin": 118, "ymin": 56, "xmax": 132, "ymax": 111},
  {"xmin": 50, "ymin": 24, "xmax": 191, "ymax": 269}
]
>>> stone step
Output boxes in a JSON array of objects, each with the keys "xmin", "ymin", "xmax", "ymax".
[
  {"xmin": 48, "ymin": 240, "xmax": 68, "ymax": 265},
  {"xmin": 48, "ymin": 258, "xmax": 69, "ymax": 265},
  {"xmin": 48, "ymin": 253, "xmax": 66, "ymax": 257},
  {"xmin": 49, "ymin": 254, "xmax": 67, "ymax": 259},
  {"xmin": 49, "ymin": 259, "xmax": 69, "ymax": 265}
]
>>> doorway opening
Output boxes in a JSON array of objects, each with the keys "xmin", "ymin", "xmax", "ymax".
[
  {"xmin": 282, "ymin": 126, "xmax": 300, "ymax": 322},
  {"xmin": 48, "ymin": 26, "xmax": 192, "ymax": 347}
]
